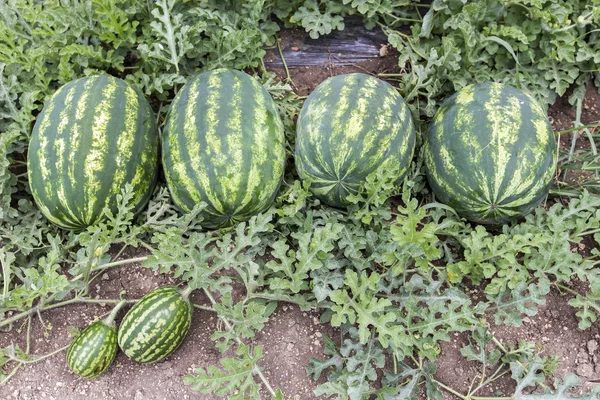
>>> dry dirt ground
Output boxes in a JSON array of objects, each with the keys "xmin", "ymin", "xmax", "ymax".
[{"xmin": 1, "ymin": 27, "xmax": 600, "ymax": 400}]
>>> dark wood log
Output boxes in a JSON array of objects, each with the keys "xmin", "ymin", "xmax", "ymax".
[{"xmin": 264, "ymin": 18, "xmax": 390, "ymax": 68}]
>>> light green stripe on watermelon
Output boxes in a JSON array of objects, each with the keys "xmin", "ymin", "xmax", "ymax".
[
  {"xmin": 424, "ymin": 81, "xmax": 556, "ymax": 224},
  {"xmin": 111, "ymin": 85, "xmax": 139, "ymax": 196},
  {"xmin": 225, "ymin": 75, "xmax": 244, "ymax": 210},
  {"xmin": 117, "ymin": 286, "xmax": 192, "ymax": 363},
  {"xmin": 295, "ymin": 73, "xmax": 416, "ymax": 208},
  {"xmin": 84, "ymin": 80, "xmax": 115, "ymax": 220},
  {"xmin": 235, "ymin": 73, "xmax": 284, "ymax": 218},
  {"xmin": 67, "ymin": 78, "xmax": 91, "ymax": 191},
  {"xmin": 77, "ymin": 328, "xmax": 108, "ymax": 370},
  {"xmin": 136, "ymin": 304, "xmax": 191, "ymax": 363},
  {"xmin": 117, "ymin": 290, "xmax": 175, "ymax": 346},
  {"xmin": 28, "ymin": 74, "xmax": 159, "ymax": 230},
  {"xmin": 187, "ymin": 75, "xmax": 214, "ymax": 208},
  {"xmin": 162, "ymin": 68, "xmax": 285, "ymax": 229}
]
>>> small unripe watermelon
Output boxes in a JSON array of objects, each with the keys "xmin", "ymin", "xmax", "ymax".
[
  {"xmin": 66, "ymin": 301, "xmax": 125, "ymax": 378},
  {"xmin": 118, "ymin": 286, "xmax": 193, "ymax": 363}
]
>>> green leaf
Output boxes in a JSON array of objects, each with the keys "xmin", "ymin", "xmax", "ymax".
[
  {"xmin": 211, "ymin": 293, "xmax": 275, "ymax": 352},
  {"xmin": 291, "ymin": 0, "xmax": 346, "ymax": 39},
  {"xmin": 382, "ymin": 361, "xmax": 442, "ymax": 400},
  {"xmin": 346, "ymin": 165, "xmax": 399, "ymax": 224},
  {"xmin": 388, "ymin": 274, "xmax": 487, "ymax": 359},
  {"xmin": 460, "ymin": 326, "xmax": 501, "ymax": 366},
  {"xmin": 308, "ymin": 328, "xmax": 386, "ymax": 400},
  {"xmin": 490, "ymin": 281, "xmax": 550, "ymax": 327},
  {"xmin": 266, "ymin": 222, "xmax": 343, "ymax": 294},
  {"xmin": 306, "ymin": 333, "xmax": 343, "ymax": 380},
  {"xmin": 330, "ymin": 270, "xmax": 403, "ymax": 349},
  {"xmin": 137, "ymin": 0, "xmax": 193, "ymax": 73},
  {"xmin": 512, "ymin": 360, "xmax": 600, "ymax": 399},
  {"xmin": 144, "ymin": 231, "xmax": 232, "ymax": 293},
  {"xmin": 568, "ymin": 291, "xmax": 600, "ymax": 330},
  {"xmin": 183, "ymin": 343, "xmax": 264, "ymax": 399},
  {"xmin": 382, "ymin": 366, "xmax": 421, "ymax": 400},
  {"xmin": 388, "ymin": 196, "xmax": 442, "ymax": 273}
]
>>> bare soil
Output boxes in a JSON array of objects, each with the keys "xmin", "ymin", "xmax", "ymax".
[{"xmin": 2, "ymin": 28, "xmax": 600, "ymax": 400}]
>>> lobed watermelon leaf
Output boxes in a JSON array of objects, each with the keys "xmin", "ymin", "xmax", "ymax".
[{"xmin": 183, "ymin": 344, "xmax": 265, "ymax": 400}]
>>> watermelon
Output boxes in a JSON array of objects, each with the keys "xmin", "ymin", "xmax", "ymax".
[
  {"xmin": 27, "ymin": 74, "xmax": 159, "ymax": 230},
  {"xmin": 162, "ymin": 69, "xmax": 285, "ymax": 229},
  {"xmin": 424, "ymin": 82, "xmax": 556, "ymax": 224},
  {"xmin": 118, "ymin": 286, "xmax": 193, "ymax": 363},
  {"xmin": 295, "ymin": 73, "xmax": 416, "ymax": 208},
  {"xmin": 66, "ymin": 301, "xmax": 125, "ymax": 378}
]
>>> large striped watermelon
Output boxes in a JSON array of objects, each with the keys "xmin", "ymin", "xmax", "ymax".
[
  {"xmin": 162, "ymin": 69, "xmax": 285, "ymax": 229},
  {"xmin": 424, "ymin": 82, "xmax": 556, "ymax": 224},
  {"xmin": 295, "ymin": 73, "xmax": 415, "ymax": 208},
  {"xmin": 118, "ymin": 286, "xmax": 192, "ymax": 363},
  {"xmin": 28, "ymin": 74, "xmax": 159, "ymax": 230}
]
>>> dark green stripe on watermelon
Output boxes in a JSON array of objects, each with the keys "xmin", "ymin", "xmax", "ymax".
[
  {"xmin": 424, "ymin": 82, "xmax": 556, "ymax": 224},
  {"xmin": 27, "ymin": 74, "xmax": 159, "ymax": 230},
  {"xmin": 295, "ymin": 73, "xmax": 416, "ymax": 208},
  {"xmin": 66, "ymin": 320, "xmax": 118, "ymax": 378},
  {"xmin": 117, "ymin": 286, "xmax": 192, "ymax": 364},
  {"xmin": 162, "ymin": 68, "xmax": 286, "ymax": 229}
]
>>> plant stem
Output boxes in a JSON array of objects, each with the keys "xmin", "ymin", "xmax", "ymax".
[
  {"xmin": 104, "ymin": 256, "xmax": 148, "ymax": 268},
  {"xmin": 471, "ymin": 365, "xmax": 509, "ymax": 396},
  {"xmin": 384, "ymin": 12, "xmax": 422, "ymax": 23},
  {"xmin": 139, "ymin": 241, "xmax": 157, "ymax": 252},
  {"xmin": 578, "ymin": 227, "xmax": 600, "ymax": 237},
  {"xmin": 276, "ymin": 36, "xmax": 294, "ymax": 88},
  {"xmin": 180, "ymin": 285, "xmax": 194, "ymax": 299},
  {"xmin": 202, "ymin": 288, "xmax": 277, "ymax": 396},
  {"xmin": 554, "ymin": 282, "xmax": 580, "ymax": 297},
  {"xmin": 433, "ymin": 379, "xmax": 467, "ymax": 399},
  {"xmin": 555, "ymin": 122, "xmax": 600, "ymax": 136},
  {"xmin": 83, "ymin": 235, "xmax": 99, "ymax": 296},
  {"xmin": 26, "ymin": 316, "xmax": 32, "ymax": 352},
  {"xmin": 111, "ymin": 245, "xmax": 129, "ymax": 263},
  {"xmin": 0, "ymin": 363, "xmax": 24, "ymax": 385},
  {"xmin": 434, "ymin": 378, "xmax": 512, "ymax": 400},
  {"xmin": 0, "ymin": 298, "xmax": 137, "ymax": 329},
  {"xmin": 1, "ymin": 252, "xmax": 10, "ymax": 300},
  {"xmin": 102, "ymin": 300, "xmax": 127, "ymax": 327},
  {"xmin": 489, "ymin": 334, "xmax": 548, "ymax": 390},
  {"xmin": 191, "ymin": 303, "xmax": 215, "ymax": 312},
  {"xmin": 72, "ymin": 256, "xmax": 148, "ymax": 281},
  {"xmin": 9, "ymin": 343, "xmax": 71, "ymax": 364},
  {"xmin": 246, "ymin": 292, "xmax": 318, "ymax": 308}
]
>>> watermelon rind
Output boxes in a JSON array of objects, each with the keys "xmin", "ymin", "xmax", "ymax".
[
  {"xmin": 162, "ymin": 68, "xmax": 286, "ymax": 229},
  {"xmin": 295, "ymin": 73, "xmax": 416, "ymax": 208},
  {"xmin": 27, "ymin": 74, "xmax": 159, "ymax": 230},
  {"xmin": 117, "ymin": 286, "xmax": 192, "ymax": 364},
  {"xmin": 66, "ymin": 321, "xmax": 118, "ymax": 378},
  {"xmin": 424, "ymin": 82, "xmax": 557, "ymax": 224}
]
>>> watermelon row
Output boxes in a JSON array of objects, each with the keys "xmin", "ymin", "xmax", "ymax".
[{"xmin": 28, "ymin": 71, "xmax": 556, "ymax": 228}]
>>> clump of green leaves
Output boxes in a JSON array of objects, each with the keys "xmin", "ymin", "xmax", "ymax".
[{"xmin": 384, "ymin": 0, "xmax": 600, "ymax": 117}]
